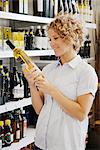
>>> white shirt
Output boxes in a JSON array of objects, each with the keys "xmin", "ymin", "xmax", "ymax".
[{"xmin": 34, "ymin": 55, "xmax": 98, "ymax": 150}]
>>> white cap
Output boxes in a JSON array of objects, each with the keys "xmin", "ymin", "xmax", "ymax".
[
  {"xmin": 37, "ymin": 26, "xmax": 41, "ymax": 29},
  {"xmin": 42, "ymin": 25, "xmax": 47, "ymax": 30}
]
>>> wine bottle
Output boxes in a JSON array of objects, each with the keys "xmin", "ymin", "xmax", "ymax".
[
  {"xmin": 41, "ymin": 25, "xmax": 48, "ymax": 50},
  {"xmin": 0, "ymin": 0, "xmax": 3, "ymax": 11},
  {"xmin": 34, "ymin": 26, "xmax": 42, "ymax": 50},
  {"xmin": 0, "ymin": 60, "xmax": 4, "ymax": 105},
  {"xmin": 37, "ymin": 0, "xmax": 43, "ymax": 16},
  {"xmin": 6, "ymin": 40, "xmax": 43, "ymax": 78}
]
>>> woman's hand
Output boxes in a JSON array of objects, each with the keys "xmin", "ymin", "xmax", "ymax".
[
  {"xmin": 34, "ymin": 77, "xmax": 56, "ymax": 95},
  {"xmin": 22, "ymin": 65, "xmax": 41, "ymax": 89}
]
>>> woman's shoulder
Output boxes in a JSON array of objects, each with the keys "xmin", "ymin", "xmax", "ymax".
[
  {"xmin": 42, "ymin": 61, "xmax": 58, "ymax": 74},
  {"xmin": 78, "ymin": 60, "xmax": 97, "ymax": 79}
]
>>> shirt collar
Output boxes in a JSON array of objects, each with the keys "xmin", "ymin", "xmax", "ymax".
[
  {"xmin": 57, "ymin": 55, "xmax": 82, "ymax": 69},
  {"xmin": 67, "ymin": 55, "xmax": 82, "ymax": 69}
]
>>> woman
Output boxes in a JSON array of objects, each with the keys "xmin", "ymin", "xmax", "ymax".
[{"xmin": 22, "ymin": 14, "xmax": 98, "ymax": 150}]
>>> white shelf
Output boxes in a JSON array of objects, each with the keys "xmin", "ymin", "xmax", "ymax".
[
  {"xmin": 0, "ymin": 11, "xmax": 53, "ymax": 24},
  {"xmin": 0, "ymin": 97, "xmax": 32, "ymax": 114},
  {"xmin": 0, "ymin": 11, "xmax": 96, "ymax": 29},
  {"xmin": 2, "ymin": 127, "xmax": 35, "ymax": 150},
  {"xmin": 0, "ymin": 50, "xmax": 55, "ymax": 58}
]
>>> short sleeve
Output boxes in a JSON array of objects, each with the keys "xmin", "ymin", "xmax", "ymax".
[{"xmin": 77, "ymin": 67, "xmax": 98, "ymax": 97}]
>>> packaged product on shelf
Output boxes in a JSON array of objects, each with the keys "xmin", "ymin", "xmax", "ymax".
[
  {"xmin": 19, "ymin": 0, "xmax": 24, "ymax": 14},
  {"xmin": 0, "ymin": 0, "xmax": 3, "ymax": 11},
  {"xmin": 18, "ymin": 29, "xmax": 24, "ymax": 50},
  {"xmin": 14, "ymin": 113, "xmax": 21, "ymax": 142},
  {"xmin": 24, "ymin": 0, "xmax": 28, "ymax": 14},
  {"xmin": 28, "ymin": 0, "xmax": 33, "ymax": 15},
  {"xmin": 0, "ymin": 60, "xmax": 5, "ymax": 105},
  {"xmin": 37, "ymin": 0, "xmax": 43, "ymax": 16},
  {"xmin": 3, "ymin": 27, "xmax": 12, "ymax": 51},
  {"xmin": 0, "ymin": 27, "xmax": 3, "ymax": 51},
  {"xmin": 3, "ymin": 0, "xmax": 9, "ymax": 12},
  {"xmin": 12, "ymin": 29, "xmax": 19, "ymax": 48},
  {"xmin": 34, "ymin": 26, "xmax": 42, "ymax": 50},
  {"xmin": 28, "ymin": 29, "xmax": 34, "ymax": 50},
  {"xmin": 4, "ymin": 119, "xmax": 12, "ymax": 147},
  {"xmin": 41, "ymin": 25, "xmax": 48, "ymax": 50},
  {"xmin": 24, "ymin": 29, "xmax": 29, "ymax": 50},
  {"xmin": 49, "ymin": 0, "xmax": 54, "ymax": 18},
  {"xmin": 0, "ymin": 120, "xmax": 5, "ymax": 148}
]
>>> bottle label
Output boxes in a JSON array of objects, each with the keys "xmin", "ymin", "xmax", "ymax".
[
  {"xmin": 14, "ymin": 84, "xmax": 24, "ymax": 99},
  {"xmin": 42, "ymin": 37, "xmax": 48, "ymax": 50},
  {"xmin": 24, "ymin": 0, "xmax": 28, "ymax": 14},
  {"xmin": 37, "ymin": 0, "xmax": 43, "ymax": 12},
  {"xmin": 23, "ymin": 119, "xmax": 27, "ymax": 137},
  {"xmin": 11, "ymin": 133, "xmax": 14, "ymax": 143},
  {"xmin": 0, "ymin": 139, "xmax": 2, "ymax": 149},
  {"xmin": 16, "ymin": 130, "xmax": 20, "ymax": 140},
  {"xmin": 4, "ymin": 132, "xmax": 11, "ymax": 145},
  {"xmin": 35, "ymin": 37, "xmax": 42, "ymax": 50},
  {"xmin": 19, "ymin": 0, "xmax": 24, "ymax": 14}
]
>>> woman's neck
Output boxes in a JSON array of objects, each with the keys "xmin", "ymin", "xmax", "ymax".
[{"xmin": 60, "ymin": 51, "xmax": 77, "ymax": 65}]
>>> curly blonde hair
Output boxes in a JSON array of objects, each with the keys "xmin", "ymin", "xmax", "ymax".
[{"xmin": 48, "ymin": 14, "xmax": 86, "ymax": 51}]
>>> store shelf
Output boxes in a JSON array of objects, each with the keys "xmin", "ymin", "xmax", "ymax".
[
  {"xmin": 0, "ymin": 11, "xmax": 96, "ymax": 29},
  {"xmin": 0, "ymin": 97, "xmax": 32, "ymax": 114},
  {"xmin": 0, "ymin": 11, "xmax": 53, "ymax": 23},
  {"xmin": 2, "ymin": 127, "xmax": 35, "ymax": 150},
  {"xmin": 0, "ymin": 50, "xmax": 55, "ymax": 58}
]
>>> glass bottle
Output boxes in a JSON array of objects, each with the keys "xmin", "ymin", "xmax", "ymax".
[
  {"xmin": 34, "ymin": 26, "xmax": 42, "ymax": 50},
  {"xmin": 6, "ymin": 40, "xmax": 43, "ymax": 79},
  {"xmin": 4, "ymin": 119, "xmax": 12, "ymax": 146},
  {"xmin": 0, "ymin": 121, "xmax": 5, "ymax": 148}
]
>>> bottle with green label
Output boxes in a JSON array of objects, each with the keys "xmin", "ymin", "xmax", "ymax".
[
  {"xmin": 4, "ymin": 119, "xmax": 12, "ymax": 146},
  {"xmin": 0, "ymin": 121, "xmax": 5, "ymax": 148}
]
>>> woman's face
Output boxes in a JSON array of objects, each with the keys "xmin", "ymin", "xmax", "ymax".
[{"xmin": 48, "ymin": 29, "xmax": 74, "ymax": 57}]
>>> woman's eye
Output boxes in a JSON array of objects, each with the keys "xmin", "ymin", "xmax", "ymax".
[
  {"xmin": 48, "ymin": 38, "xmax": 51, "ymax": 42},
  {"xmin": 54, "ymin": 37, "xmax": 59, "ymax": 40}
]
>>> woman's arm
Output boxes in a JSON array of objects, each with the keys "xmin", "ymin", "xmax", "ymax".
[
  {"xmin": 35, "ymin": 78, "xmax": 94, "ymax": 121},
  {"xmin": 22, "ymin": 66, "xmax": 44, "ymax": 114},
  {"xmin": 29, "ymin": 85, "xmax": 44, "ymax": 114},
  {"xmin": 50, "ymin": 88, "xmax": 94, "ymax": 121}
]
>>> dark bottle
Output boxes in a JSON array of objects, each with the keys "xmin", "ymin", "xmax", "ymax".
[
  {"xmin": 24, "ymin": 29, "xmax": 29, "ymax": 50},
  {"xmin": 62, "ymin": 0, "xmax": 68, "ymax": 14},
  {"xmin": 0, "ymin": 121, "xmax": 5, "ymax": 148},
  {"xmin": 9, "ymin": 0, "xmax": 19, "ymax": 13},
  {"xmin": 28, "ymin": 29, "xmax": 34, "ymax": 50},
  {"xmin": 0, "ymin": 0, "xmax": 3, "ymax": 11},
  {"xmin": 3, "ymin": 66, "xmax": 10, "ymax": 103},
  {"xmin": 41, "ymin": 25, "xmax": 48, "ymax": 50},
  {"xmin": 15, "ymin": 110, "xmax": 23, "ymax": 139},
  {"xmin": 71, "ymin": 0, "xmax": 77, "ymax": 14},
  {"xmin": 0, "ymin": 60, "xmax": 4, "ymax": 105},
  {"xmin": 21, "ymin": 109, "xmax": 27, "ymax": 138},
  {"xmin": 37, "ymin": 0, "xmax": 43, "ymax": 16},
  {"xmin": 43, "ymin": 0, "xmax": 49, "ymax": 17},
  {"xmin": 84, "ymin": 40, "xmax": 91, "ymax": 58},
  {"xmin": 9, "ymin": 0, "xmax": 25, "ymax": 14},
  {"xmin": 34, "ymin": 26, "xmax": 42, "ymax": 50},
  {"xmin": 14, "ymin": 113, "xmax": 21, "ymax": 142},
  {"xmin": 22, "ymin": 74, "xmax": 30, "ymax": 98},
  {"xmin": 6, "ymin": 112, "xmax": 14, "ymax": 143},
  {"xmin": 67, "ymin": 0, "xmax": 73, "ymax": 13},
  {"xmin": 13, "ymin": 66, "xmax": 24, "ymax": 100},
  {"xmin": 4, "ymin": 119, "xmax": 12, "ymax": 146}
]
